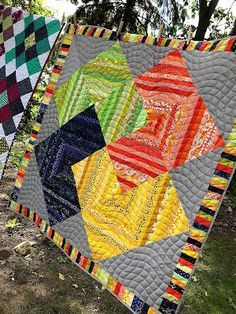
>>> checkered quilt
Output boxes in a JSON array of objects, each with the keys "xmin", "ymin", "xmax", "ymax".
[
  {"xmin": 9, "ymin": 24, "xmax": 236, "ymax": 313},
  {"xmin": 0, "ymin": 4, "xmax": 60, "ymax": 179}
]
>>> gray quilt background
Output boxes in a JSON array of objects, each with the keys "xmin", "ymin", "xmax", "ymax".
[{"xmin": 15, "ymin": 35, "xmax": 236, "ymax": 310}]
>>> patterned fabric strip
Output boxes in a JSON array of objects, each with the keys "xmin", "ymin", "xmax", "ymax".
[
  {"xmin": 107, "ymin": 49, "xmax": 224, "ymax": 192},
  {"xmin": 76, "ymin": 25, "xmax": 236, "ymax": 52},
  {"xmin": 54, "ymin": 41, "xmax": 148, "ymax": 144}
]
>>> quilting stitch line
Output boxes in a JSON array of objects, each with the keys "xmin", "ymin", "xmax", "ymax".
[
  {"xmin": 159, "ymin": 121, "xmax": 236, "ymax": 313},
  {"xmin": 9, "ymin": 23, "xmax": 236, "ymax": 314}
]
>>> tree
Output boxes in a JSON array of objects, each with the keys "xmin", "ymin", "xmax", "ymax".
[
  {"xmin": 70, "ymin": 0, "xmax": 235, "ymax": 39},
  {"xmin": 194, "ymin": 0, "xmax": 219, "ymax": 40},
  {"xmin": 71, "ymin": 0, "xmax": 180, "ymax": 35},
  {"xmin": 1, "ymin": 0, "xmax": 53, "ymax": 16},
  {"xmin": 230, "ymin": 18, "xmax": 236, "ymax": 35},
  {"xmin": 3, "ymin": 0, "xmax": 235, "ymax": 39}
]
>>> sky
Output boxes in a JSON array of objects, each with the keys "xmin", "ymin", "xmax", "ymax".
[
  {"xmin": 220, "ymin": 0, "xmax": 236, "ymax": 11},
  {"xmin": 43, "ymin": 0, "xmax": 236, "ymax": 26},
  {"xmin": 43, "ymin": 0, "xmax": 77, "ymax": 19}
]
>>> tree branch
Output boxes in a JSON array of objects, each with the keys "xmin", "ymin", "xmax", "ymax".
[{"xmin": 230, "ymin": 18, "xmax": 236, "ymax": 35}]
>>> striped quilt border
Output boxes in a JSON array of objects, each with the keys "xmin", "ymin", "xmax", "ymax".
[
  {"xmin": 9, "ymin": 23, "xmax": 236, "ymax": 314},
  {"xmin": 159, "ymin": 121, "xmax": 236, "ymax": 313},
  {"xmin": 9, "ymin": 199, "xmax": 158, "ymax": 314},
  {"xmin": 75, "ymin": 25, "xmax": 236, "ymax": 52}
]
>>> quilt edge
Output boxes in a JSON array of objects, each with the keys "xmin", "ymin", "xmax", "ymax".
[
  {"xmin": 7, "ymin": 23, "xmax": 236, "ymax": 314},
  {"xmin": 0, "ymin": 6, "xmax": 62, "ymax": 182},
  {"xmin": 74, "ymin": 24, "xmax": 236, "ymax": 52}
]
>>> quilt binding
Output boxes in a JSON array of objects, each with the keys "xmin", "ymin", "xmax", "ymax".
[
  {"xmin": 75, "ymin": 24, "xmax": 236, "ymax": 52},
  {"xmin": 9, "ymin": 23, "xmax": 236, "ymax": 314}
]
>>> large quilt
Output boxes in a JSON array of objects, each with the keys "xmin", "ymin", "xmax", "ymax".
[
  {"xmin": 9, "ymin": 24, "xmax": 236, "ymax": 313},
  {"xmin": 0, "ymin": 4, "xmax": 61, "ymax": 179}
]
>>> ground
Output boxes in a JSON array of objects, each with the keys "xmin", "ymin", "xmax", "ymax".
[{"xmin": 0, "ymin": 166, "xmax": 236, "ymax": 314}]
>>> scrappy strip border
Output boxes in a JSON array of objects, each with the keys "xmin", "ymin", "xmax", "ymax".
[
  {"xmin": 9, "ymin": 23, "xmax": 236, "ymax": 314},
  {"xmin": 75, "ymin": 25, "xmax": 236, "ymax": 52},
  {"xmin": 159, "ymin": 121, "xmax": 236, "ymax": 313}
]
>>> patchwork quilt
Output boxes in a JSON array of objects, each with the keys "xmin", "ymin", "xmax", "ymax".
[
  {"xmin": 0, "ymin": 4, "xmax": 61, "ymax": 179},
  {"xmin": 9, "ymin": 24, "xmax": 236, "ymax": 313}
]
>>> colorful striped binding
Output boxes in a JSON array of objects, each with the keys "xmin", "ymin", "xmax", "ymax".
[
  {"xmin": 159, "ymin": 121, "xmax": 236, "ymax": 313},
  {"xmin": 9, "ymin": 23, "xmax": 236, "ymax": 314},
  {"xmin": 76, "ymin": 25, "xmax": 236, "ymax": 52}
]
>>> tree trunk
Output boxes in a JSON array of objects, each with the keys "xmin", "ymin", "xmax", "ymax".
[
  {"xmin": 230, "ymin": 19, "xmax": 236, "ymax": 36},
  {"xmin": 194, "ymin": 0, "xmax": 219, "ymax": 40},
  {"xmin": 122, "ymin": 0, "xmax": 136, "ymax": 32}
]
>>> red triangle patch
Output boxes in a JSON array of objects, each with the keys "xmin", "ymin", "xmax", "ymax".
[{"xmin": 107, "ymin": 50, "xmax": 224, "ymax": 193}]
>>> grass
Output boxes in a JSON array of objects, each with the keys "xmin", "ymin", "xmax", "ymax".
[
  {"xmin": 228, "ymin": 175, "xmax": 236, "ymax": 209},
  {"xmin": 3, "ymin": 231, "xmax": 235, "ymax": 314},
  {"xmin": 181, "ymin": 234, "xmax": 236, "ymax": 314},
  {"xmin": 3, "ymin": 135, "xmax": 236, "ymax": 313}
]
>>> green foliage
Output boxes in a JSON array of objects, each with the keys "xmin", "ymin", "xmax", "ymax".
[
  {"xmin": 1, "ymin": 0, "xmax": 54, "ymax": 16},
  {"xmin": 228, "ymin": 173, "xmax": 236, "ymax": 209},
  {"xmin": 168, "ymin": 0, "xmax": 236, "ymax": 39},
  {"xmin": 182, "ymin": 235, "xmax": 236, "ymax": 313},
  {"xmin": 209, "ymin": 6, "xmax": 235, "ymax": 38},
  {"xmin": 8, "ymin": 134, "xmax": 28, "ymax": 168},
  {"xmin": 70, "ymin": 0, "xmax": 236, "ymax": 39},
  {"xmin": 2, "ymin": 0, "xmax": 236, "ymax": 38},
  {"xmin": 5, "ymin": 218, "xmax": 21, "ymax": 229},
  {"xmin": 72, "ymin": 0, "xmax": 182, "ymax": 34}
]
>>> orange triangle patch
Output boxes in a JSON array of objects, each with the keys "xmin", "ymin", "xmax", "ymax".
[{"xmin": 107, "ymin": 50, "xmax": 224, "ymax": 192}]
